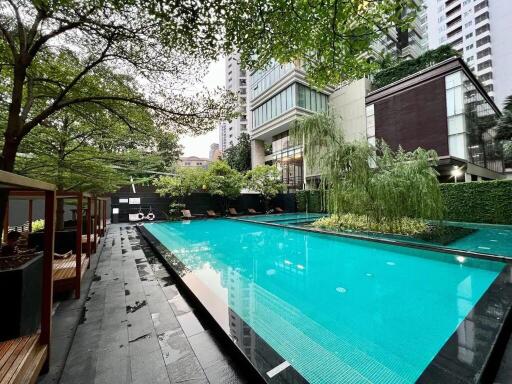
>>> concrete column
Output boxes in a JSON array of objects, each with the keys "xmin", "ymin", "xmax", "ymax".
[
  {"xmin": 251, "ymin": 139, "xmax": 265, "ymax": 168},
  {"xmin": 464, "ymin": 173, "xmax": 472, "ymax": 182}
]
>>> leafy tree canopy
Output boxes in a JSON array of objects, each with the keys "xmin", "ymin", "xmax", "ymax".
[
  {"xmin": 223, "ymin": 132, "xmax": 251, "ymax": 172},
  {"xmin": 154, "ymin": 167, "xmax": 207, "ymax": 199},
  {"xmin": 244, "ymin": 165, "xmax": 284, "ymax": 201},
  {"xmin": 203, "ymin": 160, "xmax": 243, "ymax": 200},
  {"xmin": 226, "ymin": 0, "xmax": 420, "ymax": 87}
]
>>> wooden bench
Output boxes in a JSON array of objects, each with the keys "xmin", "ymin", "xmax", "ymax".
[
  {"xmin": 0, "ymin": 334, "xmax": 47, "ymax": 384},
  {"xmin": 53, "ymin": 254, "xmax": 89, "ymax": 294}
]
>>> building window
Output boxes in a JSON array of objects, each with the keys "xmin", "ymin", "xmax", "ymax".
[
  {"xmin": 476, "ymin": 47, "xmax": 491, "ymax": 59},
  {"xmin": 475, "ymin": 23, "xmax": 490, "ymax": 36},
  {"xmin": 479, "ymin": 72, "xmax": 492, "ymax": 82},
  {"xmin": 465, "ymin": 44, "xmax": 473, "ymax": 50},
  {"xmin": 476, "ymin": 35, "xmax": 491, "ymax": 47},
  {"xmin": 477, "ymin": 59, "xmax": 492, "ymax": 71},
  {"xmin": 447, "ymin": 26, "xmax": 462, "ymax": 38},
  {"xmin": 474, "ymin": 12, "xmax": 489, "ymax": 24},
  {"xmin": 445, "ymin": 70, "xmax": 502, "ymax": 172},
  {"xmin": 474, "ymin": 0, "xmax": 488, "ymax": 12},
  {"xmin": 251, "ymin": 83, "xmax": 328, "ymax": 129},
  {"xmin": 465, "ymin": 33, "xmax": 473, "ymax": 39}
]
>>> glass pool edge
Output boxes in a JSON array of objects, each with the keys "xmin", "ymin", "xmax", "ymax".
[{"xmin": 139, "ymin": 222, "xmax": 512, "ymax": 384}]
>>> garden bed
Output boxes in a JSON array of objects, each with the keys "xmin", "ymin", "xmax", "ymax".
[{"xmin": 310, "ymin": 214, "xmax": 476, "ymax": 246}]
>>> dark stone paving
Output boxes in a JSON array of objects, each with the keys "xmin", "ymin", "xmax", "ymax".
[{"xmin": 56, "ymin": 224, "xmax": 249, "ymax": 384}]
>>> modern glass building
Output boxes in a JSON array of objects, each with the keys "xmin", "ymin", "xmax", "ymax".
[
  {"xmin": 365, "ymin": 56, "xmax": 504, "ymax": 181},
  {"xmin": 248, "ymin": 61, "xmax": 333, "ymax": 191}
]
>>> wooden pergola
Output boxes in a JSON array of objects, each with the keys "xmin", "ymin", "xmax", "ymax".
[
  {"xmin": 5, "ymin": 192, "xmax": 108, "ymax": 299},
  {"xmin": 0, "ymin": 170, "xmax": 56, "ymax": 382}
]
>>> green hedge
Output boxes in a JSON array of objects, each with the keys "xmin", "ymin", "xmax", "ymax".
[
  {"xmin": 296, "ymin": 190, "xmax": 326, "ymax": 213},
  {"xmin": 373, "ymin": 45, "xmax": 459, "ymax": 89},
  {"xmin": 297, "ymin": 180, "xmax": 512, "ymax": 224},
  {"xmin": 440, "ymin": 180, "xmax": 512, "ymax": 225}
]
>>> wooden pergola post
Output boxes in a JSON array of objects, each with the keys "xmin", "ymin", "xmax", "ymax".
[
  {"xmin": 75, "ymin": 195, "xmax": 83, "ymax": 299},
  {"xmin": 3, "ymin": 202, "xmax": 8, "ymax": 241},
  {"xmin": 93, "ymin": 198, "xmax": 98, "ymax": 253},
  {"xmin": 86, "ymin": 196, "xmax": 91, "ymax": 268},
  {"xmin": 103, "ymin": 199, "xmax": 107, "ymax": 234},
  {"xmin": 28, "ymin": 199, "xmax": 33, "ymax": 232},
  {"xmin": 41, "ymin": 190, "xmax": 55, "ymax": 371}
]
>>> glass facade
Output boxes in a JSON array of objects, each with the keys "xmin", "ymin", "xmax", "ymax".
[
  {"xmin": 269, "ymin": 132, "xmax": 303, "ymax": 192},
  {"xmin": 252, "ymin": 83, "xmax": 329, "ymax": 130},
  {"xmin": 250, "ymin": 61, "xmax": 294, "ymax": 99},
  {"xmin": 445, "ymin": 71, "xmax": 503, "ymax": 173}
]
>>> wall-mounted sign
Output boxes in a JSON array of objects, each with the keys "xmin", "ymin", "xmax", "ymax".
[
  {"xmin": 112, "ymin": 208, "xmax": 119, "ymax": 215},
  {"xmin": 128, "ymin": 198, "xmax": 140, "ymax": 205},
  {"xmin": 119, "ymin": 198, "xmax": 128, "ymax": 203}
]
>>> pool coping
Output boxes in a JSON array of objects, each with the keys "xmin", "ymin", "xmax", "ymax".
[
  {"xmin": 139, "ymin": 220, "xmax": 512, "ymax": 384},
  {"xmin": 230, "ymin": 216, "xmax": 512, "ymax": 264}
]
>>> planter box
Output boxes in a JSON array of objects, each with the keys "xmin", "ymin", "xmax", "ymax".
[{"xmin": 0, "ymin": 253, "xmax": 43, "ymax": 341}]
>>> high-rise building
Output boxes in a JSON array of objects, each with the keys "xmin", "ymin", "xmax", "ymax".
[
  {"xmin": 425, "ymin": 0, "xmax": 512, "ymax": 109},
  {"xmin": 219, "ymin": 54, "xmax": 249, "ymax": 151}
]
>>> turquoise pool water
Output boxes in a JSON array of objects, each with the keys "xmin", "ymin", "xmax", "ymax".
[
  {"xmin": 146, "ymin": 219, "xmax": 505, "ymax": 383},
  {"xmin": 242, "ymin": 212, "xmax": 327, "ymax": 225}
]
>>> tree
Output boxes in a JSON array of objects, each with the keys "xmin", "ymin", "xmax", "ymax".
[
  {"xmin": 223, "ymin": 132, "xmax": 251, "ymax": 172},
  {"xmin": 244, "ymin": 165, "xmax": 284, "ymax": 210},
  {"xmin": 0, "ymin": 1, "xmax": 239, "ymax": 234},
  {"xmin": 154, "ymin": 167, "xmax": 207, "ymax": 201},
  {"xmin": 290, "ymin": 113, "xmax": 444, "ymax": 230},
  {"xmin": 226, "ymin": 0, "xmax": 419, "ymax": 87},
  {"xmin": 203, "ymin": 160, "xmax": 243, "ymax": 211}
]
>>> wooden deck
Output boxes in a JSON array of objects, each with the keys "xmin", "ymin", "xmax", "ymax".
[{"xmin": 0, "ymin": 334, "xmax": 47, "ymax": 384}]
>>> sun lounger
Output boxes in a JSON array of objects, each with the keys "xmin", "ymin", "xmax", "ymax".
[
  {"xmin": 247, "ymin": 208, "xmax": 262, "ymax": 215},
  {"xmin": 274, "ymin": 207, "xmax": 284, "ymax": 213},
  {"xmin": 181, "ymin": 209, "xmax": 204, "ymax": 219},
  {"xmin": 206, "ymin": 210, "xmax": 219, "ymax": 218},
  {"xmin": 228, "ymin": 208, "xmax": 241, "ymax": 216}
]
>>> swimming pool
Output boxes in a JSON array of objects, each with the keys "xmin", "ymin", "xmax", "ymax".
[{"xmin": 144, "ymin": 219, "xmax": 509, "ymax": 383}]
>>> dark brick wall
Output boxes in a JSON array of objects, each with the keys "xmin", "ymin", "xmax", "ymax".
[{"xmin": 373, "ymin": 77, "xmax": 449, "ymax": 156}]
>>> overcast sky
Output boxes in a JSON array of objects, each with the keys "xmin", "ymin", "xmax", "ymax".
[{"xmin": 179, "ymin": 59, "xmax": 224, "ymax": 158}]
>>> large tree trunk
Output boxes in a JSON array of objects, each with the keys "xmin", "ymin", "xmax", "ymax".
[
  {"xmin": 0, "ymin": 133, "xmax": 23, "ymax": 239},
  {"xmin": 0, "ymin": 60, "xmax": 28, "ymax": 239},
  {"xmin": 56, "ymin": 196, "xmax": 65, "ymax": 231}
]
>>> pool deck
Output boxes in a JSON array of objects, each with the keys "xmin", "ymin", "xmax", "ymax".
[
  {"xmin": 43, "ymin": 224, "xmax": 248, "ymax": 384},
  {"xmin": 37, "ymin": 222, "xmax": 512, "ymax": 384}
]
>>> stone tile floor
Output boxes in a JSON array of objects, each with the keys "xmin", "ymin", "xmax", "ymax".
[{"xmin": 54, "ymin": 224, "xmax": 249, "ymax": 384}]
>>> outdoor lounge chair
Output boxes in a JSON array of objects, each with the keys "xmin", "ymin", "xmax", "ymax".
[
  {"xmin": 247, "ymin": 208, "xmax": 262, "ymax": 215},
  {"xmin": 181, "ymin": 209, "xmax": 204, "ymax": 219},
  {"xmin": 274, "ymin": 207, "xmax": 285, "ymax": 213},
  {"xmin": 206, "ymin": 210, "xmax": 219, "ymax": 218},
  {"xmin": 228, "ymin": 208, "xmax": 241, "ymax": 216}
]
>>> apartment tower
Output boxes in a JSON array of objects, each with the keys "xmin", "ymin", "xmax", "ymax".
[
  {"xmin": 425, "ymin": 0, "xmax": 512, "ymax": 109},
  {"xmin": 219, "ymin": 54, "xmax": 249, "ymax": 151}
]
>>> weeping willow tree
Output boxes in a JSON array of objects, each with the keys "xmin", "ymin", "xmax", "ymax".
[{"xmin": 290, "ymin": 113, "xmax": 444, "ymax": 232}]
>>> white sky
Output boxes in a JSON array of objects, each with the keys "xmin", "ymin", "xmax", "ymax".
[{"xmin": 179, "ymin": 59, "xmax": 224, "ymax": 158}]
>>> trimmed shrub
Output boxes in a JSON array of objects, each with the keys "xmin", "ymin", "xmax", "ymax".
[{"xmin": 440, "ymin": 180, "xmax": 512, "ymax": 224}]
